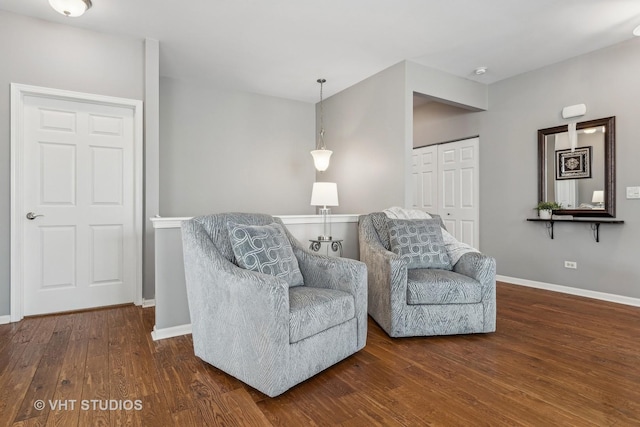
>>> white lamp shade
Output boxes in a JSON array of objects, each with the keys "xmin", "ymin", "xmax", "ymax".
[
  {"xmin": 310, "ymin": 149, "xmax": 332, "ymax": 172},
  {"xmin": 592, "ymin": 190, "xmax": 604, "ymax": 204},
  {"xmin": 311, "ymin": 182, "xmax": 338, "ymax": 207},
  {"xmin": 49, "ymin": 0, "xmax": 92, "ymax": 17}
]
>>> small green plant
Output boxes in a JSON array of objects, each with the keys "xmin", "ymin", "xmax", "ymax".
[{"xmin": 534, "ymin": 201, "xmax": 563, "ymax": 211}]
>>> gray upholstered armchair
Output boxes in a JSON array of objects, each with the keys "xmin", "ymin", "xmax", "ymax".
[
  {"xmin": 359, "ymin": 212, "xmax": 496, "ymax": 338},
  {"xmin": 181, "ymin": 213, "xmax": 367, "ymax": 397}
]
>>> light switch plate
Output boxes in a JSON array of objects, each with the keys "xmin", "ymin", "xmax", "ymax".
[{"xmin": 627, "ymin": 186, "xmax": 640, "ymax": 199}]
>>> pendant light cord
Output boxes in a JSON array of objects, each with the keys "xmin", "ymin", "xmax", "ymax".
[{"xmin": 317, "ymin": 78, "xmax": 326, "ymax": 150}]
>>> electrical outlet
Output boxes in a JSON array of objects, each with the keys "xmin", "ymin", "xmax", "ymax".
[{"xmin": 564, "ymin": 261, "xmax": 577, "ymax": 269}]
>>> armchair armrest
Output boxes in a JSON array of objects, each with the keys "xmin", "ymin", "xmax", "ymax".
[
  {"xmin": 453, "ymin": 252, "xmax": 496, "ymax": 289},
  {"xmin": 358, "ymin": 217, "xmax": 408, "ymax": 335},
  {"xmin": 453, "ymin": 252, "xmax": 496, "ymax": 332},
  {"xmin": 292, "ymin": 246, "xmax": 368, "ymax": 349}
]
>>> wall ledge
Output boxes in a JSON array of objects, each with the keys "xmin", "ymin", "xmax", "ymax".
[
  {"xmin": 150, "ymin": 214, "xmax": 360, "ymax": 229},
  {"xmin": 497, "ymin": 275, "xmax": 640, "ymax": 308}
]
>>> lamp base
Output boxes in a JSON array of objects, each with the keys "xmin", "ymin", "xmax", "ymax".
[{"xmin": 317, "ymin": 235, "xmax": 332, "ymax": 241}]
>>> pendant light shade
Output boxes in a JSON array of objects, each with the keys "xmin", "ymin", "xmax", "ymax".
[
  {"xmin": 311, "ymin": 149, "xmax": 332, "ymax": 172},
  {"xmin": 312, "ymin": 78, "xmax": 333, "ymax": 172},
  {"xmin": 49, "ymin": 0, "xmax": 92, "ymax": 17}
]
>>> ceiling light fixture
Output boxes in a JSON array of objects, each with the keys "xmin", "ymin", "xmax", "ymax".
[
  {"xmin": 310, "ymin": 78, "xmax": 333, "ymax": 172},
  {"xmin": 474, "ymin": 67, "xmax": 488, "ymax": 75},
  {"xmin": 49, "ymin": 0, "xmax": 92, "ymax": 17},
  {"xmin": 633, "ymin": 25, "xmax": 640, "ymax": 36}
]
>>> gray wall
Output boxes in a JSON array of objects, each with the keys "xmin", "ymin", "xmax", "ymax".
[
  {"xmin": 314, "ymin": 62, "xmax": 408, "ymax": 214},
  {"xmin": 0, "ymin": 11, "xmax": 145, "ymax": 316},
  {"xmin": 159, "ymin": 76, "xmax": 316, "ymax": 217},
  {"xmin": 411, "ymin": 38, "xmax": 640, "ymax": 298},
  {"xmin": 413, "ymin": 101, "xmax": 481, "ymax": 148}
]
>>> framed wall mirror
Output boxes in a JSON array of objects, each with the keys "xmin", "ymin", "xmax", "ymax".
[{"xmin": 538, "ymin": 116, "xmax": 616, "ymax": 217}]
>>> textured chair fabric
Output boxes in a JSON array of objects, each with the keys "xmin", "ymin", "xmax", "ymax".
[
  {"xmin": 181, "ymin": 213, "xmax": 367, "ymax": 397},
  {"xmin": 359, "ymin": 212, "xmax": 496, "ymax": 337}
]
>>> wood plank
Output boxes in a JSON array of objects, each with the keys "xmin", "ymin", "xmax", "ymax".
[
  {"xmin": 0, "ymin": 343, "xmax": 48, "ymax": 425},
  {"xmin": 77, "ymin": 355, "xmax": 110, "ymax": 427},
  {"xmin": 45, "ymin": 338, "xmax": 88, "ymax": 427},
  {"xmin": 86, "ymin": 310, "xmax": 109, "ymax": 359},
  {"xmin": 13, "ymin": 329, "xmax": 70, "ymax": 423}
]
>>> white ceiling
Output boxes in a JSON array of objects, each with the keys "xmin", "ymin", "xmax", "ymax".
[{"xmin": 2, "ymin": 0, "xmax": 640, "ymax": 103}]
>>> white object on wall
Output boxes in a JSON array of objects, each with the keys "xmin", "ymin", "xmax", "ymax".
[
  {"xmin": 626, "ymin": 186, "xmax": 640, "ymax": 199},
  {"xmin": 562, "ymin": 104, "xmax": 586, "ymax": 119}
]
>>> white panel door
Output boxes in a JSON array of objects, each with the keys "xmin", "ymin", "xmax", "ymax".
[
  {"xmin": 411, "ymin": 145, "xmax": 438, "ymax": 211},
  {"xmin": 438, "ymin": 138, "xmax": 479, "ymax": 247},
  {"xmin": 21, "ymin": 95, "xmax": 137, "ymax": 315}
]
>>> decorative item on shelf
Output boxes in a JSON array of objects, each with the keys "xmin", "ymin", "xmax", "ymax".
[
  {"xmin": 534, "ymin": 201, "xmax": 562, "ymax": 220},
  {"xmin": 49, "ymin": 0, "xmax": 92, "ymax": 17},
  {"xmin": 310, "ymin": 182, "xmax": 338, "ymax": 241},
  {"xmin": 592, "ymin": 190, "xmax": 605, "ymax": 209},
  {"xmin": 310, "ymin": 78, "xmax": 333, "ymax": 172}
]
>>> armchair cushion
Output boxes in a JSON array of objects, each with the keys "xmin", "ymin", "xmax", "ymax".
[
  {"xmin": 407, "ymin": 269, "xmax": 482, "ymax": 305},
  {"xmin": 387, "ymin": 218, "xmax": 452, "ymax": 270},
  {"xmin": 289, "ymin": 286, "xmax": 355, "ymax": 344},
  {"xmin": 229, "ymin": 221, "xmax": 304, "ymax": 287}
]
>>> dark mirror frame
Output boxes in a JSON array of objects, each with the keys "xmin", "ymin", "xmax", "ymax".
[{"xmin": 537, "ymin": 116, "xmax": 616, "ymax": 218}]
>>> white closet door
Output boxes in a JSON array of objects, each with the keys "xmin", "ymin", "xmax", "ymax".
[
  {"xmin": 411, "ymin": 144, "xmax": 438, "ymax": 212},
  {"xmin": 438, "ymin": 138, "xmax": 479, "ymax": 248},
  {"xmin": 411, "ymin": 137, "xmax": 479, "ymax": 248}
]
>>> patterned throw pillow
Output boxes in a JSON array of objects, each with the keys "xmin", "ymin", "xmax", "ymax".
[
  {"xmin": 228, "ymin": 221, "xmax": 304, "ymax": 287},
  {"xmin": 386, "ymin": 218, "xmax": 452, "ymax": 270}
]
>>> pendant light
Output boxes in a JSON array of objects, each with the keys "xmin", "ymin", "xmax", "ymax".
[
  {"xmin": 49, "ymin": 0, "xmax": 92, "ymax": 17},
  {"xmin": 310, "ymin": 78, "xmax": 333, "ymax": 172}
]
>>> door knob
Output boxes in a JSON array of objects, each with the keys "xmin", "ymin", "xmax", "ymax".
[{"xmin": 26, "ymin": 212, "xmax": 44, "ymax": 220}]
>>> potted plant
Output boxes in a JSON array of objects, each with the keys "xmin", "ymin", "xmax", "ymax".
[{"xmin": 535, "ymin": 201, "xmax": 562, "ymax": 219}]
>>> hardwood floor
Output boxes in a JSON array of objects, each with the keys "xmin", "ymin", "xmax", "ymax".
[{"xmin": 1, "ymin": 282, "xmax": 639, "ymax": 426}]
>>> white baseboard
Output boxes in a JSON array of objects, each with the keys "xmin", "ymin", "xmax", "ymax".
[
  {"xmin": 142, "ymin": 299, "xmax": 156, "ymax": 308},
  {"xmin": 497, "ymin": 275, "xmax": 640, "ymax": 308},
  {"xmin": 151, "ymin": 323, "xmax": 192, "ymax": 341},
  {"xmin": 0, "ymin": 315, "xmax": 11, "ymax": 325}
]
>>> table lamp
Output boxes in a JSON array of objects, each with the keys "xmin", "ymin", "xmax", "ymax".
[
  {"xmin": 592, "ymin": 190, "xmax": 604, "ymax": 209},
  {"xmin": 311, "ymin": 182, "xmax": 339, "ymax": 241}
]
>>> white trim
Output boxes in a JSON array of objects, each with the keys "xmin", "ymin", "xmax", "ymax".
[
  {"xmin": 278, "ymin": 214, "xmax": 360, "ymax": 225},
  {"xmin": 497, "ymin": 275, "xmax": 640, "ymax": 308},
  {"xmin": 151, "ymin": 323, "xmax": 192, "ymax": 341},
  {"xmin": 0, "ymin": 315, "xmax": 11, "ymax": 325},
  {"xmin": 142, "ymin": 299, "xmax": 156, "ymax": 308},
  {"xmin": 150, "ymin": 217, "xmax": 192, "ymax": 229},
  {"xmin": 150, "ymin": 214, "xmax": 361, "ymax": 229},
  {"xmin": 10, "ymin": 83, "xmax": 144, "ymax": 321}
]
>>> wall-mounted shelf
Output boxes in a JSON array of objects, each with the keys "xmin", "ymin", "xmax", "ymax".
[{"xmin": 527, "ymin": 218, "xmax": 624, "ymax": 242}]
